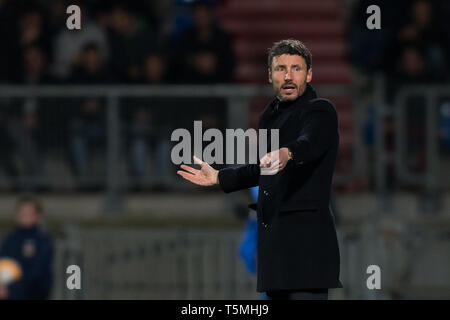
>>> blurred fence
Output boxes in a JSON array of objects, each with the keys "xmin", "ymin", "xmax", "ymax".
[
  {"xmin": 46, "ymin": 223, "xmax": 450, "ymax": 300},
  {"xmin": 2, "ymin": 82, "xmax": 450, "ymax": 213},
  {"xmin": 54, "ymin": 228, "xmax": 259, "ymax": 300},
  {"xmin": 363, "ymin": 78, "xmax": 450, "ymax": 213},
  {"xmin": 0, "ymin": 84, "xmax": 364, "ymax": 213}
]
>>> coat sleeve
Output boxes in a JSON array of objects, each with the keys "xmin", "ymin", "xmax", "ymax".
[
  {"xmin": 283, "ymin": 99, "xmax": 338, "ymax": 166},
  {"xmin": 218, "ymin": 164, "xmax": 260, "ymax": 193}
]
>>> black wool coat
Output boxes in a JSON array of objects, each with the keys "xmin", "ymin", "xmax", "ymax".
[{"xmin": 218, "ymin": 84, "xmax": 343, "ymax": 292}]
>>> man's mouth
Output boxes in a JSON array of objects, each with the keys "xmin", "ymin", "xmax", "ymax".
[{"xmin": 281, "ymin": 84, "xmax": 296, "ymax": 94}]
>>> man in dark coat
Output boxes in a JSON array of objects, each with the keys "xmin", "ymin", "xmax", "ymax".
[{"xmin": 177, "ymin": 39, "xmax": 342, "ymax": 300}]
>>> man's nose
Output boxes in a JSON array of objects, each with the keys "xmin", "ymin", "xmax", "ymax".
[{"xmin": 285, "ymin": 70, "xmax": 292, "ymax": 81}]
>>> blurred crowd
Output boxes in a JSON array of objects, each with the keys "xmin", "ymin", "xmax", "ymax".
[
  {"xmin": 1, "ymin": 0, "xmax": 449, "ymax": 192},
  {"xmin": 0, "ymin": 0, "xmax": 233, "ymax": 191},
  {"xmin": 348, "ymin": 0, "xmax": 450, "ymax": 90},
  {"xmin": 0, "ymin": 0, "xmax": 235, "ymax": 85},
  {"xmin": 348, "ymin": 0, "xmax": 450, "ymax": 185}
]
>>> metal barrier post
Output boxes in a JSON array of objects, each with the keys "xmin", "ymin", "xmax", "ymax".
[
  {"xmin": 394, "ymin": 86, "xmax": 444, "ymax": 213},
  {"xmin": 373, "ymin": 75, "xmax": 391, "ymax": 212},
  {"xmin": 424, "ymin": 94, "xmax": 439, "ymax": 212},
  {"xmin": 103, "ymin": 94, "xmax": 123, "ymax": 214}
]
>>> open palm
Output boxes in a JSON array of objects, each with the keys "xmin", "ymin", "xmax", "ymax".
[{"xmin": 177, "ymin": 156, "xmax": 219, "ymax": 186}]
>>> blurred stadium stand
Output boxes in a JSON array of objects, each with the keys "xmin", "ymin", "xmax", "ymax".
[{"xmin": 218, "ymin": 0, "xmax": 356, "ymax": 190}]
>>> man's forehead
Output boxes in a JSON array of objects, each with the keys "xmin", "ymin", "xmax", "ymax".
[{"xmin": 272, "ymin": 54, "xmax": 306, "ymax": 66}]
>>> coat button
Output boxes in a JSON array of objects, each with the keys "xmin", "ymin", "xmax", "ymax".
[{"xmin": 263, "ymin": 190, "xmax": 269, "ymax": 196}]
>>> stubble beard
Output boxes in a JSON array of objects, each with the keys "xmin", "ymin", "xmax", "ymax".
[{"xmin": 276, "ymin": 82, "xmax": 307, "ymax": 102}]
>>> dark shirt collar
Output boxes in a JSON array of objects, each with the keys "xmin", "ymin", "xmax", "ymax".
[{"xmin": 271, "ymin": 83, "xmax": 317, "ymax": 115}]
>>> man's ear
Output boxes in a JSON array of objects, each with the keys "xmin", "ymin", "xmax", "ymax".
[
  {"xmin": 306, "ymin": 68, "xmax": 312, "ymax": 83},
  {"xmin": 268, "ymin": 68, "xmax": 272, "ymax": 83}
]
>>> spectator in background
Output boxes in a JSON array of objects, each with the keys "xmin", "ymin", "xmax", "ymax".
[
  {"xmin": 395, "ymin": 0, "xmax": 448, "ymax": 81},
  {"xmin": 68, "ymin": 42, "xmax": 113, "ymax": 84},
  {"xmin": 238, "ymin": 186, "xmax": 268, "ymax": 300},
  {"xmin": 127, "ymin": 53, "xmax": 172, "ymax": 189},
  {"xmin": 394, "ymin": 45, "xmax": 431, "ymax": 84},
  {"xmin": 389, "ymin": 45, "xmax": 432, "ymax": 173},
  {"xmin": 171, "ymin": 0, "xmax": 235, "ymax": 83},
  {"xmin": 0, "ymin": 111, "xmax": 19, "ymax": 190},
  {"xmin": 0, "ymin": 195, "xmax": 53, "ymax": 300},
  {"xmin": 347, "ymin": 0, "xmax": 408, "ymax": 75},
  {"xmin": 141, "ymin": 52, "xmax": 170, "ymax": 84},
  {"xmin": 47, "ymin": 0, "xmax": 68, "ymax": 36},
  {"xmin": 66, "ymin": 43, "xmax": 108, "ymax": 184},
  {"xmin": 5, "ymin": 45, "xmax": 52, "ymax": 192},
  {"xmin": 239, "ymin": 187, "xmax": 258, "ymax": 275},
  {"xmin": 20, "ymin": 44, "xmax": 53, "ymax": 84},
  {"xmin": 387, "ymin": 41, "xmax": 442, "ymax": 102},
  {"xmin": 124, "ymin": 52, "xmax": 179, "ymax": 190},
  {"xmin": 127, "ymin": 106, "xmax": 155, "ymax": 189},
  {"xmin": 107, "ymin": 3, "xmax": 157, "ymax": 83},
  {"xmin": 6, "ymin": 3, "xmax": 52, "ymax": 83},
  {"xmin": 68, "ymin": 98, "xmax": 105, "ymax": 184},
  {"xmin": 51, "ymin": 3, "xmax": 109, "ymax": 80},
  {"xmin": 125, "ymin": 103, "xmax": 177, "ymax": 190}
]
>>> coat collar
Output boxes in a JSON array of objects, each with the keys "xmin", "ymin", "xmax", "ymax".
[
  {"xmin": 259, "ymin": 83, "xmax": 317, "ymax": 129},
  {"xmin": 276, "ymin": 83, "xmax": 317, "ymax": 111}
]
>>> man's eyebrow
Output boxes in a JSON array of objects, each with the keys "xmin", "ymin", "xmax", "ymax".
[{"xmin": 274, "ymin": 64, "xmax": 302, "ymax": 68}]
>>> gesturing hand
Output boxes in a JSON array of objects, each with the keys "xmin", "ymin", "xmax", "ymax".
[
  {"xmin": 177, "ymin": 156, "xmax": 219, "ymax": 186},
  {"xmin": 259, "ymin": 147, "xmax": 292, "ymax": 175}
]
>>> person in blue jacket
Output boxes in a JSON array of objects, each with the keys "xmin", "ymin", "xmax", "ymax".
[
  {"xmin": 0, "ymin": 195, "xmax": 53, "ymax": 300},
  {"xmin": 238, "ymin": 186, "xmax": 268, "ymax": 300}
]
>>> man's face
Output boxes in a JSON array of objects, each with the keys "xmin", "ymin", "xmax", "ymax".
[
  {"xmin": 269, "ymin": 54, "xmax": 312, "ymax": 102},
  {"xmin": 83, "ymin": 49, "xmax": 103, "ymax": 73},
  {"xmin": 16, "ymin": 203, "xmax": 41, "ymax": 229}
]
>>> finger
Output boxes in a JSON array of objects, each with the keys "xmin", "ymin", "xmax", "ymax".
[
  {"xmin": 259, "ymin": 153, "xmax": 269, "ymax": 162},
  {"xmin": 269, "ymin": 151, "xmax": 280, "ymax": 162},
  {"xmin": 264, "ymin": 160, "xmax": 281, "ymax": 173},
  {"xmin": 193, "ymin": 155, "xmax": 205, "ymax": 167},
  {"xmin": 177, "ymin": 170, "xmax": 197, "ymax": 184},
  {"xmin": 259, "ymin": 155, "xmax": 271, "ymax": 167},
  {"xmin": 260, "ymin": 161, "xmax": 271, "ymax": 168},
  {"xmin": 180, "ymin": 164, "xmax": 198, "ymax": 175},
  {"xmin": 260, "ymin": 159, "xmax": 268, "ymax": 167},
  {"xmin": 267, "ymin": 159, "xmax": 280, "ymax": 170}
]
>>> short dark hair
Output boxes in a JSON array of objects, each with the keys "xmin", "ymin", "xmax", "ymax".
[
  {"xmin": 15, "ymin": 194, "xmax": 43, "ymax": 215},
  {"xmin": 268, "ymin": 39, "xmax": 312, "ymax": 70}
]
